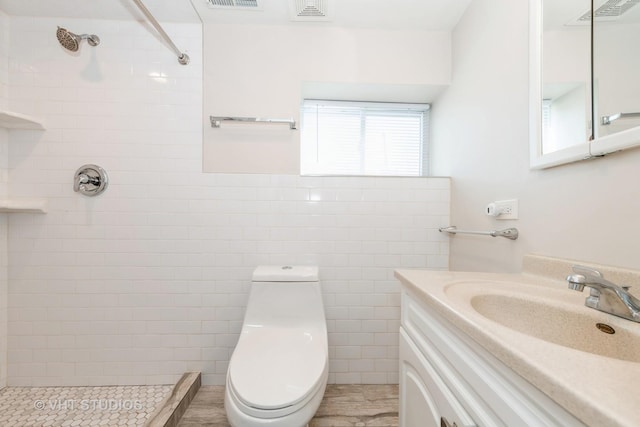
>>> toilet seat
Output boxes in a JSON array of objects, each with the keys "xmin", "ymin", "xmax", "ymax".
[{"xmin": 227, "ymin": 326, "xmax": 328, "ymax": 418}]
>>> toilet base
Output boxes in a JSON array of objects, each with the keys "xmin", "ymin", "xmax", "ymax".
[{"xmin": 224, "ymin": 376, "xmax": 327, "ymax": 427}]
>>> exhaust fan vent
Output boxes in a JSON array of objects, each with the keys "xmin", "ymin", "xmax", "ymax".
[
  {"xmin": 290, "ymin": 0, "xmax": 331, "ymax": 21},
  {"xmin": 207, "ymin": 0, "xmax": 260, "ymax": 8},
  {"xmin": 577, "ymin": 0, "xmax": 640, "ymax": 22}
]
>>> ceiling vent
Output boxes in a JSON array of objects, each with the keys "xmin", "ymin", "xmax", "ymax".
[
  {"xmin": 207, "ymin": 0, "xmax": 261, "ymax": 9},
  {"xmin": 289, "ymin": 0, "xmax": 332, "ymax": 22},
  {"xmin": 574, "ymin": 0, "xmax": 640, "ymax": 23}
]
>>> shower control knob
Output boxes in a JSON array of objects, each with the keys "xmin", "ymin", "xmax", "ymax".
[{"xmin": 74, "ymin": 164, "xmax": 108, "ymax": 197}]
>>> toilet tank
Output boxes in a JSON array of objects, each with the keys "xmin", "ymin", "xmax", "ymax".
[
  {"xmin": 245, "ymin": 265, "xmax": 324, "ymax": 328},
  {"xmin": 252, "ymin": 265, "xmax": 318, "ymax": 282}
]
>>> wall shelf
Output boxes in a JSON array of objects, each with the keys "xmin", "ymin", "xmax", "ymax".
[
  {"xmin": 0, "ymin": 199, "xmax": 47, "ymax": 213},
  {"xmin": 0, "ymin": 110, "xmax": 45, "ymax": 130},
  {"xmin": 0, "ymin": 113, "xmax": 46, "ymax": 213}
]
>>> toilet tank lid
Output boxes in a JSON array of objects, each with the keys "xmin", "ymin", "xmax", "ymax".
[{"xmin": 252, "ymin": 265, "xmax": 319, "ymax": 282}]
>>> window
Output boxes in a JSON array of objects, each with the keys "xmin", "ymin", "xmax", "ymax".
[{"xmin": 300, "ymin": 100, "xmax": 430, "ymax": 176}]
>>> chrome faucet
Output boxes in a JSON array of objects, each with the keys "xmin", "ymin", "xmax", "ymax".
[{"xmin": 566, "ymin": 265, "xmax": 640, "ymax": 322}]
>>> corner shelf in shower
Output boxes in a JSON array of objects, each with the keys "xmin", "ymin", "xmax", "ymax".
[
  {"xmin": 0, "ymin": 110, "xmax": 45, "ymax": 130},
  {"xmin": 0, "ymin": 199, "xmax": 47, "ymax": 213},
  {"xmin": 0, "ymin": 111, "xmax": 47, "ymax": 213}
]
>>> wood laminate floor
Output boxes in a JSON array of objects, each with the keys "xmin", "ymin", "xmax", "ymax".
[{"xmin": 177, "ymin": 384, "xmax": 399, "ymax": 427}]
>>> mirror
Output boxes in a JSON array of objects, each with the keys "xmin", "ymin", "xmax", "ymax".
[
  {"xmin": 542, "ymin": 1, "xmax": 592, "ymax": 156},
  {"xmin": 530, "ymin": 0, "xmax": 640, "ymax": 169},
  {"xmin": 593, "ymin": 0, "xmax": 640, "ymax": 141}
]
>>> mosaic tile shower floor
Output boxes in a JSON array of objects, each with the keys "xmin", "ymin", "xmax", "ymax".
[{"xmin": 0, "ymin": 385, "xmax": 173, "ymax": 426}]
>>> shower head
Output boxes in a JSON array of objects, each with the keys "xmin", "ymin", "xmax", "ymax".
[{"xmin": 56, "ymin": 27, "xmax": 100, "ymax": 52}]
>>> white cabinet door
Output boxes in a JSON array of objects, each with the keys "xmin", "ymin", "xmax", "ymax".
[{"xmin": 400, "ymin": 328, "xmax": 476, "ymax": 427}]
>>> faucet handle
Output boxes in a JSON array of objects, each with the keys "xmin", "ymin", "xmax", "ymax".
[{"xmin": 73, "ymin": 173, "xmax": 89, "ymax": 192}]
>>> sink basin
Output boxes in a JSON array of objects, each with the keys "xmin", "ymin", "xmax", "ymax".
[{"xmin": 471, "ymin": 293, "xmax": 640, "ymax": 363}]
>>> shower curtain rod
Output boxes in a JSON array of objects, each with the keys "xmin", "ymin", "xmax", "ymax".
[{"xmin": 130, "ymin": 0, "xmax": 190, "ymax": 65}]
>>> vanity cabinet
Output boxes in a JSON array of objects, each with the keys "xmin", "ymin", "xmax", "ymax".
[
  {"xmin": 400, "ymin": 289, "xmax": 585, "ymax": 427},
  {"xmin": 400, "ymin": 329, "xmax": 475, "ymax": 427}
]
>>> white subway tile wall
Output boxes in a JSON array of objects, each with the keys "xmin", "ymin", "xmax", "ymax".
[{"xmin": 5, "ymin": 16, "xmax": 450, "ymax": 386}]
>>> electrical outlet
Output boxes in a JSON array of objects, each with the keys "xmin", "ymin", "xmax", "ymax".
[{"xmin": 494, "ymin": 199, "xmax": 518, "ymax": 220}]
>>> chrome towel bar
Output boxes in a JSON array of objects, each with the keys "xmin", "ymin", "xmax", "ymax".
[
  {"xmin": 439, "ymin": 226, "xmax": 519, "ymax": 240},
  {"xmin": 210, "ymin": 116, "xmax": 297, "ymax": 130},
  {"xmin": 601, "ymin": 112, "xmax": 640, "ymax": 125}
]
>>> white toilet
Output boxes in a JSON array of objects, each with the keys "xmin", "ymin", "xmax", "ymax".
[{"xmin": 224, "ymin": 265, "xmax": 329, "ymax": 427}]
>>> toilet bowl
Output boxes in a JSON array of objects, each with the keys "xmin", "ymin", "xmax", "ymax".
[{"xmin": 224, "ymin": 265, "xmax": 329, "ymax": 427}]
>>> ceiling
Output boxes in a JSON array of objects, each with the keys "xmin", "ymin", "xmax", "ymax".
[
  {"xmin": 0, "ymin": 0, "xmax": 473, "ymax": 31},
  {"xmin": 544, "ymin": 0, "xmax": 640, "ymax": 30},
  {"xmin": 0, "ymin": 0, "xmax": 199, "ymax": 23}
]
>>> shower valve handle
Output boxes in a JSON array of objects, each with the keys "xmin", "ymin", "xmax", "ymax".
[
  {"xmin": 74, "ymin": 173, "xmax": 89, "ymax": 192},
  {"xmin": 73, "ymin": 164, "xmax": 108, "ymax": 197}
]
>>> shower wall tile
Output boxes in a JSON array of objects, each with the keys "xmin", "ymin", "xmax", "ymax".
[{"xmin": 5, "ymin": 15, "xmax": 450, "ymax": 386}]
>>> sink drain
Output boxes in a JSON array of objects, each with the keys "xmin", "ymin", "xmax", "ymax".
[{"xmin": 595, "ymin": 323, "xmax": 615, "ymax": 334}]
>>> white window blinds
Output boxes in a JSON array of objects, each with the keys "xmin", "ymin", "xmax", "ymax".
[{"xmin": 300, "ymin": 100, "xmax": 430, "ymax": 176}]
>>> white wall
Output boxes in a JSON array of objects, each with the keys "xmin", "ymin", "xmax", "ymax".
[
  {"xmin": 0, "ymin": 9, "xmax": 9, "ymax": 388},
  {"xmin": 203, "ymin": 23, "xmax": 451, "ymax": 174},
  {"xmin": 5, "ymin": 15, "xmax": 450, "ymax": 386},
  {"xmin": 432, "ymin": 0, "xmax": 640, "ymax": 273}
]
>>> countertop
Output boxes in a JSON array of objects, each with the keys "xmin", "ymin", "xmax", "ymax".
[{"xmin": 395, "ymin": 255, "xmax": 640, "ymax": 427}]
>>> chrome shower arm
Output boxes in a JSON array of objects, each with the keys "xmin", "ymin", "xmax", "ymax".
[{"xmin": 130, "ymin": 0, "xmax": 190, "ymax": 65}]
